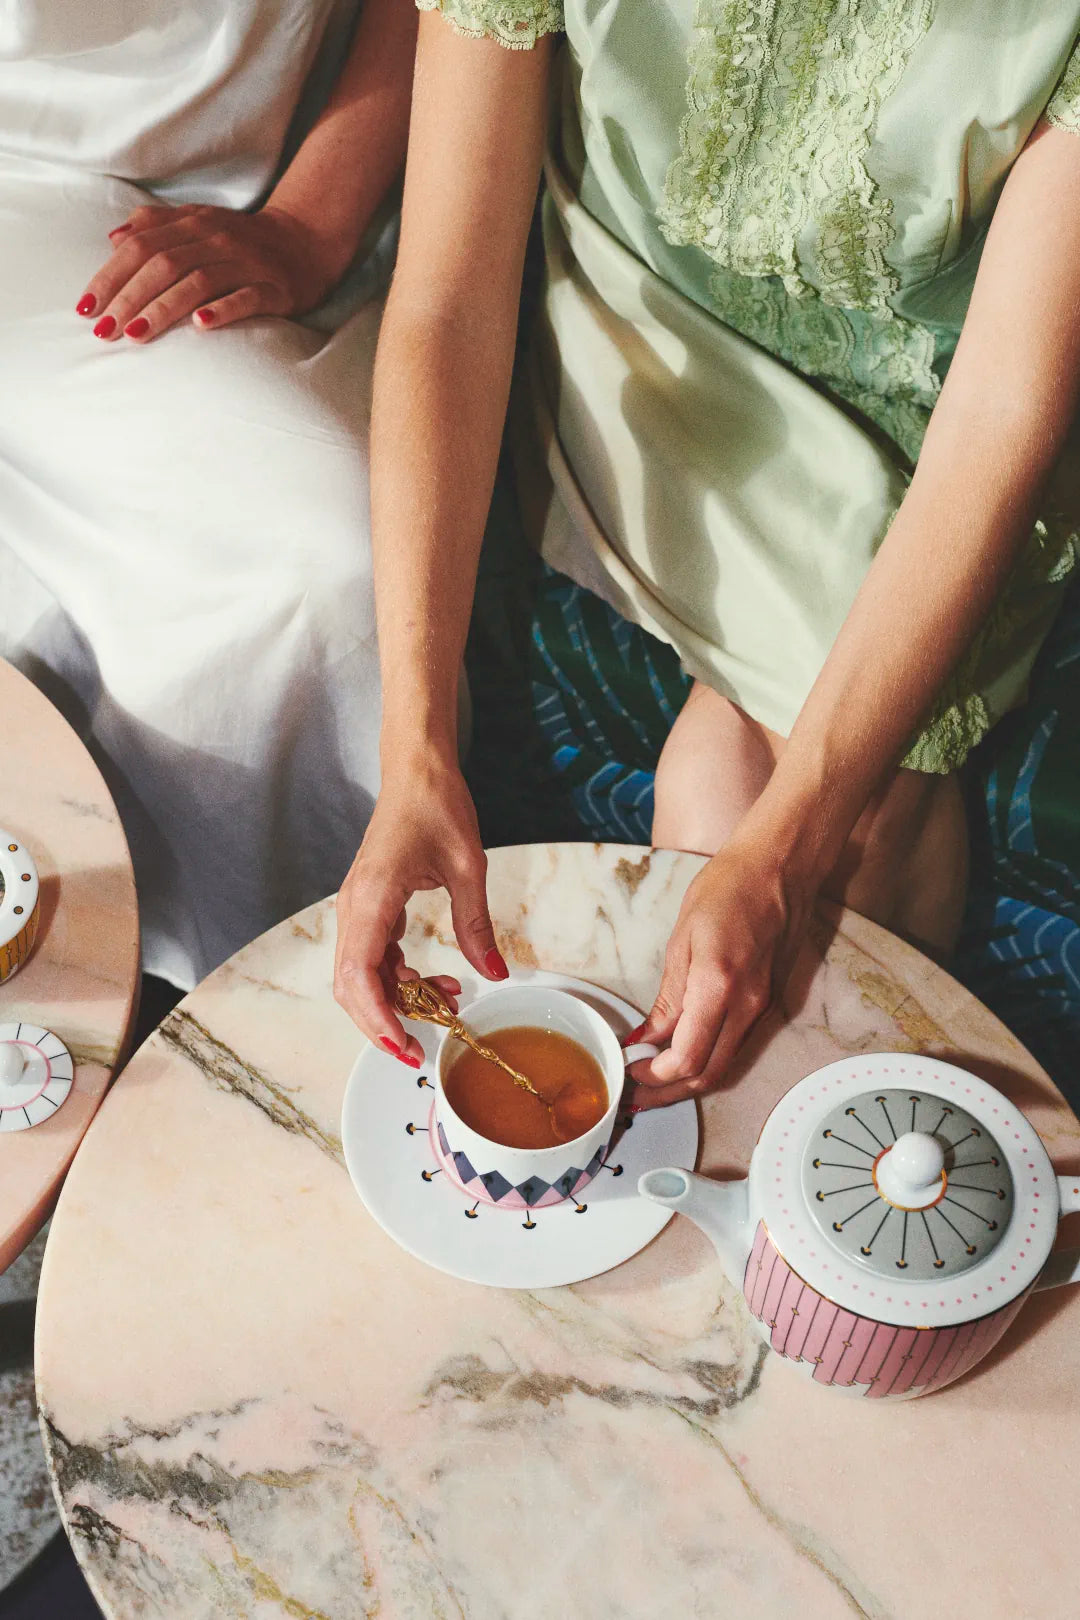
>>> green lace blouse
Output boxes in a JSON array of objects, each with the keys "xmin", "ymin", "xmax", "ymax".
[{"xmin": 419, "ymin": 0, "xmax": 1080, "ymax": 771}]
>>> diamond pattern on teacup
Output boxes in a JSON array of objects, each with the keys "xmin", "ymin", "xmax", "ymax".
[{"xmin": 436, "ymin": 1121, "xmax": 606, "ymax": 1208}]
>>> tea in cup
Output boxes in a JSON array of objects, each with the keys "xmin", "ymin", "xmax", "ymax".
[{"xmin": 433, "ymin": 985, "xmax": 657, "ymax": 1211}]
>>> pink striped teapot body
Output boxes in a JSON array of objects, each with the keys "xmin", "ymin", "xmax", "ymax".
[{"xmin": 639, "ymin": 1054, "xmax": 1080, "ymax": 1400}]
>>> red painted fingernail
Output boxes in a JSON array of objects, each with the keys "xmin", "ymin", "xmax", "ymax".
[
  {"xmin": 379, "ymin": 1036, "xmax": 402, "ymax": 1057},
  {"xmin": 400, "ymin": 1054, "xmax": 421, "ymax": 1069},
  {"xmin": 124, "ymin": 317, "xmax": 149, "ymax": 339},
  {"xmin": 93, "ymin": 315, "xmax": 116, "ymax": 339},
  {"xmin": 628, "ymin": 1104, "xmax": 645, "ymax": 1115},
  {"xmin": 76, "ymin": 294, "xmax": 96, "ymax": 317},
  {"xmin": 109, "ymin": 224, "xmax": 132, "ymax": 240},
  {"xmin": 624, "ymin": 1023, "xmax": 647, "ymax": 1044},
  {"xmin": 195, "ymin": 307, "xmax": 215, "ymax": 325},
  {"xmin": 485, "ymin": 948, "xmax": 509, "ymax": 981}
]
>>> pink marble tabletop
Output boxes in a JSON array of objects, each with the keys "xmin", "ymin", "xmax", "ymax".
[
  {"xmin": 35, "ymin": 845, "xmax": 1080, "ymax": 1619},
  {"xmin": 0, "ymin": 660, "xmax": 139, "ymax": 1269}
]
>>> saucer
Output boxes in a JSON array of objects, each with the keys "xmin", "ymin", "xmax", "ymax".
[{"xmin": 340, "ymin": 972, "xmax": 700, "ymax": 1289}]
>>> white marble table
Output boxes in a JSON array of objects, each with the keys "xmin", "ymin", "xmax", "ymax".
[
  {"xmin": 0, "ymin": 658, "xmax": 140, "ymax": 1591},
  {"xmin": 36, "ymin": 844, "xmax": 1080, "ymax": 1619}
]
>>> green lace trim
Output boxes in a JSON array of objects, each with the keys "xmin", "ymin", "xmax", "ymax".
[
  {"xmin": 660, "ymin": 0, "xmax": 935, "ymax": 310},
  {"xmin": 901, "ymin": 519, "xmax": 1080, "ymax": 774},
  {"xmin": 660, "ymin": 0, "xmax": 939, "ymax": 462},
  {"xmin": 707, "ymin": 265, "xmax": 937, "ymax": 464},
  {"xmin": 1046, "ymin": 33, "xmax": 1080, "ymax": 133},
  {"xmin": 416, "ymin": 0, "xmax": 563, "ymax": 50}
]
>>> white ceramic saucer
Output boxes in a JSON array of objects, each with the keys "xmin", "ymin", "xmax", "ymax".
[{"xmin": 341, "ymin": 972, "xmax": 700, "ymax": 1289}]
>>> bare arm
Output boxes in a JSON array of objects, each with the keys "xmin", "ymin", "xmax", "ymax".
[
  {"xmin": 637, "ymin": 119, "xmax": 1080, "ymax": 1093},
  {"xmin": 769, "ymin": 120, "xmax": 1080, "ymax": 870},
  {"xmin": 335, "ymin": 15, "xmax": 552, "ymax": 1058},
  {"xmin": 267, "ymin": 0, "xmax": 421, "ymax": 281},
  {"xmin": 78, "ymin": 0, "xmax": 419, "ymax": 340},
  {"xmin": 372, "ymin": 15, "xmax": 551, "ymax": 745}
]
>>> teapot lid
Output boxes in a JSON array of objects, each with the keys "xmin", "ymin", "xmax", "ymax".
[
  {"xmin": 802, "ymin": 1092, "xmax": 1012, "ymax": 1280},
  {"xmin": 753, "ymin": 1054, "xmax": 1057, "ymax": 1328},
  {"xmin": 0, "ymin": 1023, "xmax": 73, "ymax": 1131}
]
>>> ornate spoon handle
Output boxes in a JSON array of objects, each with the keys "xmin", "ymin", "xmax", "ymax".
[{"xmin": 394, "ymin": 979, "xmax": 543, "ymax": 1098}]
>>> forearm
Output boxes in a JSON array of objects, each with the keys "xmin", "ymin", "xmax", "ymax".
[
  {"xmin": 371, "ymin": 290, "xmax": 521, "ymax": 759},
  {"xmin": 749, "ymin": 121, "xmax": 1080, "ymax": 876},
  {"xmin": 369, "ymin": 17, "xmax": 551, "ymax": 766},
  {"xmin": 268, "ymin": 0, "xmax": 418, "ymax": 272}
]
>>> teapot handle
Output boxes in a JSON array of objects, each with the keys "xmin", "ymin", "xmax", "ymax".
[{"xmin": 1033, "ymin": 1176, "xmax": 1080, "ymax": 1293}]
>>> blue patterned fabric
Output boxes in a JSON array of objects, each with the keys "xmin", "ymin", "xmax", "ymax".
[
  {"xmin": 956, "ymin": 588, "xmax": 1080, "ymax": 1091},
  {"xmin": 531, "ymin": 572, "xmax": 689, "ymax": 844}
]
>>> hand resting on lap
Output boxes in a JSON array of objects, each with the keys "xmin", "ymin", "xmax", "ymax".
[{"xmin": 75, "ymin": 202, "xmax": 351, "ymax": 342}]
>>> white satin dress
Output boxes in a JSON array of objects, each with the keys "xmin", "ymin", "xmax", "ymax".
[{"xmin": 0, "ymin": 1, "xmax": 387, "ymax": 987}]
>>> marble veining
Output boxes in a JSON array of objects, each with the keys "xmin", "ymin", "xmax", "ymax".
[
  {"xmin": 159, "ymin": 1008, "xmax": 343, "ymax": 1161},
  {"xmin": 0, "ymin": 1228, "xmax": 58, "ymax": 1588},
  {"xmin": 35, "ymin": 845, "xmax": 1080, "ymax": 1620}
]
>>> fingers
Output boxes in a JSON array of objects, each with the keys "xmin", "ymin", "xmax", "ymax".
[
  {"xmin": 190, "ymin": 284, "xmax": 283, "ymax": 331},
  {"xmin": 77, "ymin": 212, "xmax": 288, "ymax": 342},
  {"xmin": 631, "ymin": 971, "xmax": 770, "ymax": 1103},
  {"xmin": 107, "ymin": 204, "xmax": 205, "ymax": 245},
  {"xmin": 645, "ymin": 965, "xmax": 732, "ymax": 1085},
  {"xmin": 697, "ymin": 977, "xmax": 771, "ymax": 1078},
  {"xmin": 77, "ymin": 220, "xmax": 206, "ymax": 326},
  {"xmin": 334, "ymin": 880, "xmax": 414, "ymax": 1059},
  {"xmin": 625, "ymin": 931, "xmax": 691, "ymax": 1055},
  {"xmin": 626, "ymin": 1072, "xmax": 711, "ymax": 1112},
  {"xmin": 133, "ymin": 274, "xmax": 290, "ymax": 343},
  {"xmin": 94, "ymin": 247, "xmax": 238, "ymax": 342},
  {"xmin": 375, "ymin": 945, "xmax": 461, "ymax": 1065},
  {"xmin": 447, "ymin": 848, "xmax": 507, "ymax": 982}
]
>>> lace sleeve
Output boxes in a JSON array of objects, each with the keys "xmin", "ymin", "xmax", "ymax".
[
  {"xmin": 417, "ymin": 0, "xmax": 563, "ymax": 51},
  {"xmin": 1046, "ymin": 34, "xmax": 1080, "ymax": 133}
]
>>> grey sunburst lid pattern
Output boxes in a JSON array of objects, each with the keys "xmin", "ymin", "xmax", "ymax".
[
  {"xmin": 750, "ymin": 1054, "xmax": 1058, "ymax": 1329},
  {"xmin": 800, "ymin": 1090, "xmax": 1013, "ymax": 1281}
]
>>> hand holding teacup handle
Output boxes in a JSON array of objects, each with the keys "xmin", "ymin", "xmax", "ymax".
[{"xmin": 622, "ymin": 1041, "xmax": 660, "ymax": 1068}]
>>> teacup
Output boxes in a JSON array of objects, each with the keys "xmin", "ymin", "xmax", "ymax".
[{"xmin": 433, "ymin": 985, "xmax": 657, "ymax": 1211}]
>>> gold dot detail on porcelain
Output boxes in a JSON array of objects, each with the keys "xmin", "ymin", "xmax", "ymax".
[{"xmin": 802, "ymin": 1090, "xmax": 1013, "ymax": 1281}]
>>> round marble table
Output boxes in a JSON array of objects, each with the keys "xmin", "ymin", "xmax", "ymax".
[
  {"xmin": 36, "ymin": 845, "xmax": 1080, "ymax": 1620},
  {"xmin": 0, "ymin": 658, "xmax": 139, "ymax": 1589}
]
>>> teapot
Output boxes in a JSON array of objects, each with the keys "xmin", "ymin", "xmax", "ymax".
[{"xmin": 639, "ymin": 1053, "xmax": 1080, "ymax": 1399}]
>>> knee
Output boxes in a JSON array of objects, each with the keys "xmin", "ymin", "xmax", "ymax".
[
  {"xmin": 653, "ymin": 683, "xmax": 778, "ymax": 852},
  {"xmin": 854, "ymin": 770, "xmax": 965, "ymax": 865}
]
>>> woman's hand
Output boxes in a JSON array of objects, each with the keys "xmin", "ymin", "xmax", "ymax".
[
  {"xmin": 627, "ymin": 835, "xmax": 817, "ymax": 1110},
  {"xmin": 334, "ymin": 755, "xmax": 509, "ymax": 1066},
  {"xmin": 75, "ymin": 203, "xmax": 351, "ymax": 343}
]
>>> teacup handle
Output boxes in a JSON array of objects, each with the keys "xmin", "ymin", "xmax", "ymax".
[{"xmin": 622, "ymin": 1042, "xmax": 660, "ymax": 1068}]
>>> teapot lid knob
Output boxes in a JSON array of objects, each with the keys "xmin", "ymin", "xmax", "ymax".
[
  {"xmin": 0, "ymin": 1041, "xmax": 26, "ymax": 1089},
  {"xmin": 876, "ymin": 1131, "xmax": 946, "ymax": 1210}
]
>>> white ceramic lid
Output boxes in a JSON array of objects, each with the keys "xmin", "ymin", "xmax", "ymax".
[
  {"xmin": 0, "ymin": 1023, "xmax": 74, "ymax": 1131},
  {"xmin": 750, "ymin": 1054, "xmax": 1057, "ymax": 1327},
  {"xmin": 0, "ymin": 832, "xmax": 39, "ymax": 956}
]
